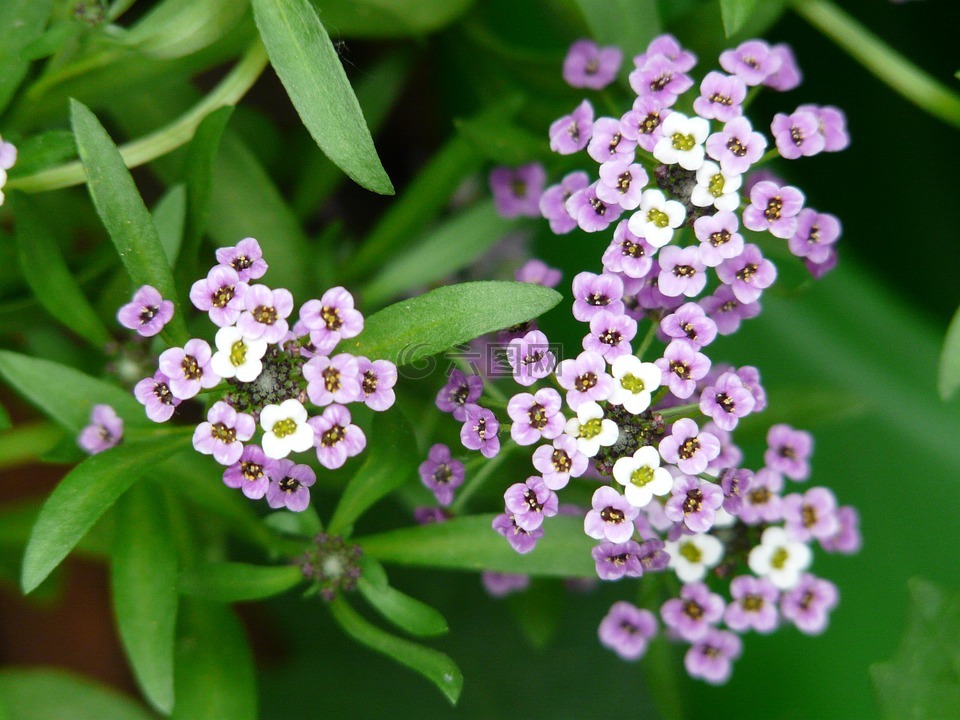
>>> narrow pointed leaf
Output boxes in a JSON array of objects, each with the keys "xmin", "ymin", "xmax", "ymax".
[
  {"xmin": 330, "ymin": 596, "xmax": 463, "ymax": 705},
  {"xmin": 305, "ymin": 0, "xmax": 474, "ymax": 37},
  {"xmin": 719, "ymin": 0, "xmax": 760, "ymax": 37},
  {"xmin": 0, "ymin": 669, "xmax": 154, "ymax": 720},
  {"xmin": 180, "ymin": 562, "xmax": 302, "ymax": 602},
  {"xmin": 111, "ymin": 483, "xmax": 178, "ymax": 714},
  {"xmin": 938, "ymin": 302, "xmax": 960, "ymax": 399},
  {"xmin": 70, "ymin": 99, "xmax": 188, "ymax": 345},
  {"xmin": 0, "ymin": 0, "xmax": 53, "ymax": 114},
  {"xmin": 328, "ymin": 410, "xmax": 417, "ymax": 535},
  {"xmin": 7, "ymin": 131, "xmax": 76, "ymax": 177},
  {"xmin": 124, "ymin": 0, "xmax": 249, "ymax": 59},
  {"xmin": 341, "ymin": 281, "xmax": 562, "ymax": 367},
  {"xmin": 252, "ymin": 0, "xmax": 393, "ymax": 194},
  {"xmin": 153, "ymin": 184, "xmax": 187, "ymax": 266},
  {"xmin": 358, "ymin": 557, "xmax": 448, "ymax": 637},
  {"xmin": 21, "ymin": 433, "xmax": 192, "ymax": 593}
]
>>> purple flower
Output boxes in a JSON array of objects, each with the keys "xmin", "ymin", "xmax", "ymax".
[
  {"xmin": 572, "ymin": 272, "xmax": 624, "ymax": 322},
  {"xmin": 493, "ymin": 512, "xmax": 543, "ymax": 554},
  {"xmin": 788, "ymin": 209, "xmax": 841, "ymax": 263},
  {"xmin": 490, "ymin": 163, "xmax": 546, "ymax": 218},
  {"xmin": 738, "ymin": 467, "xmax": 785, "ymax": 525},
  {"xmin": 664, "ymin": 474, "xmax": 724, "ymax": 532},
  {"xmin": 482, "ymin": 571, "xmax": 530, "ymax": 598},
  {"xmin": 736, "ymin": 365, "xmax": 767, "ymax": 412},
  {"xmin": 598, "ymin": 602, "xmax": 657, "ymax": 660},
  {"xmin": 189, "ymin": 265, "xmax": 246, "ymax": 327},
  {"xmin": 299, "ymin": 286, "xmax": 364, "ymax": 355},
  {"xmin": 435, "ymin": 369, "xmax": 483, "ymax": 421},
  {"xmin": 658, "ymin": 246, "xmax": 707, "ymax": 298},
  {"xmin": 215, "ymin": 237, "xmax": 267, "ymax": 282},
  {"xmin": 592, "ymin": 540, "xmax": 644, "ymax": 581},
  {"xmin": 549, "ymin": 100, "xmax": 594, "ymax": 155},
  {"xmin": 356, "ymin": 357, "xmax": 397, "ymax": 412},
  {"xmin": 508, "ymin": 330, "xmax": 556, "ymax": 386},
  {"xmin": 134, "ymin": 372, "xmax": 181, "ymax": 422},
  {"xmin": 821, "ymin": 505, "xmax": 862, "ymax": 554},
  {"xmin": 587, "ymin": 117, "xmax": 637, "ymax": 164},
  {"xmin": 764, "ymin": 423, "xmax": 814, "ymax": 480},
  {"xmin": 418, "ymin": 444, "xmax": 465, "ymax": 507},
  {"xmin": 705, "ymin": 117, "xmax": 767, "ymax": 175},
  {"xmin": 659, "ymin": 419, "xmax": 721, "ymax": 476},
  {"xmin": 797, "ymin": 104, "xmax": 849, "ymax": 151},
  {"xmin": 699, "ymin": 285, "xmax": 760, "ymax": 336},
  {"xmin": 742, "ymin": 181, "xmax": 805, "ymax": 239},
  {"xmin": 515, "ymin": 259, "xmax": 562, "ymax": 288},
  {"xmin": 265, "ymin": 458, "xmax": 316, "ymax": 512},
  {"xmin": 660, "ymin": 303, "xmax": 717, "ymax": 350},
  {"xmin": 0, "ymin": 138, "xmax": 18, "ymax": 172},
  {"xmin": 193, "ymin": 401, "xmax": 256, "ymax": 465},
  {"xmin": 117, "ymin": 285, "xmax": 175, "ymax": 337},
  {"xmin": 620, "ymin": 97, "xmax": 671, "ymax": 153},
  {"xmin": 532, "ymin": 436, "xmax": 589, "ymax": 490},
  {"xmin": 661, "ymin": 582, "xmax": 725, "ymax": 641},
  {"xmin": 158, "ymin": 338, "xmax": 219, "ymax": 400},
  {"xmin": 583, "ymin": 310, "xmax": 636, "ymax": 361},
  {"xmin": 556, "ymin": 351, "xmax": 613, "ymax": 410},
  {"xmin": 563, "ymin": 39, "xmax": 622, "ymax": 89},
  {"xmin": 772, "ymin": 110, "xmax": 825, "ymax": 159},
  {"xmin": 693, "ymin": 71, "xmax": 746, "ymax": 122},
  {"xmin": 596, "ymin": 156, "xmax": 648, "ymax": 211},
  {"xmin": 719, "ymin": 40, "xmax": 781, "ymax": 86},
  {"xmin": 539, "ymin": 171, "xmax": 590, "ymax": 234},
  {"xmin": 783, "ymin": 487, "xmax": 839, "ymax": 542},
  {"xmin": 237, "ymin": 284, "xmax": 294, "ymax": 344},
  {"xmin": 223, "ymin": 444, "xmax": 271, "ymax": 499},
  {"xmin": 78, "ymin": 404, "xmax": 123, "ymax": 454},
  {"xmin": 638, "ymin": 538, "xmax": 670, "ymax": 571},
  {"xmin": 414, "ymin": 507, "xmax": 451, "ymax": 524},
  {"xmin": 780, "ymin": 573, "xmax": 838, "ymax": 635},
  {"xmin": 629, "ymin": 54, "xmax": 694, "ymax": 107},
  {"xmin": 584, "ymin": 486, "xmax": 640, "ymax": 543},
  {"xmin": 684, "ymin": 628, "xmax": 742, "ymax": 684},
  {"xmin": 308, "ymin": 404, "xmax": 366, "ymax": 470},
  {"xmin": 699, "ymin": 371, "xmax": 756, "ymax": 431},
  {"xmin": 693, "ymin": 211, "xmax": 744, "ymax": 268},
  {"xmin": 460, "ymin": 403, "xmax": 500, "ymax": 458},
  {"xmin": 565, "ymin": 181, "xmax": 623, "ymax": 233},
  {"xmin": 719, "ymin": 467, "xmax": 753, "ymax": 515},
  {"xmin": 725, "ymin": 576, "xmax": 780, "ymax": 633},
  {"xmin": 655, "ymin": 340, "xmax": 711, "ymax": 399},
  {"xmin": 602, "ymin": 221, "xmax": 655, "ymax": 279},
  {"xmin": 508, "ymin": 388, "xmax": 564, "ymax": 446},
  {"xmin": 504, "ymin": 476, "xmax": 558, "ymax": 532},
  {"xmin": 764, "ymin": 43, "xmax": 802, "ymax": 91},
  {"xmin": 716, "ymin": 244, "xmax": 777, "ymax": 304},
  {"xmin": 805, "ymin": 248, "xmax": 839, "ymax": 279},
  {"xmin": 641, "ymin": 34, "xmax": 697, "ymax": 72},
  {"xmin": 303, "ymin": 353, "xmax": 362, "ymax": 407}
]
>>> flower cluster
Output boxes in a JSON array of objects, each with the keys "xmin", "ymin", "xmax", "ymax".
[
  {"xmin": 121, "ymin": 238, "xmax": 397, "ymax": 512},
  {"xmin": 468, "ymin": 35, "xmax": 858, "ymax": 682},
  {"xmin": 0, "ymin": 134, "xmax": 17, "ymax": 206}
]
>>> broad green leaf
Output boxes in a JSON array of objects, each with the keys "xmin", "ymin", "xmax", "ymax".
[
  {"xmin": 330, "ymin": 596, "xmax": 463, "ymax": 705},
  {"xmin": 111, "ymin": 483, "xmax": 178, "ymax": 714},
  {"xmin": 153, "ymin": 184, "xmax": 187, "ymax": 266},
  {"xmin": 357, "ymin": 557, "xmax": 448, "ymax": 637},
  {"xmin": 0, "ymin": 351, "xmax": 149, "ymax": 432},
  {"xmin": 363, "ymin": 201, "xmax": 520, "ymax": 306},
  {"xmin": 13, "ymin": 194, "xmax": 110, "ymax": 347},
  {"xmin": 575, "ymin": 0, "xmax": 660, "ymax": 58},
  {"xmin": 19, "ymin": 21, "xmax": 78, "ymax": 61},
  {"xmin": 252, "ymin": 0, "xmax": 393, "ymax": 194},
  {"xmin": 328, "ymin": 410, "xmax": 417, "ymax": 534},
  {"xmin": 7, "ymin": 131, "xmax": 77, "ymax": 178},
  {"xmin": 0, "ymin": 422, "xmax": 64, "ymax": 469},
  {"xmin": 125, "ymin": 0, "xmax": 250, "ymax": 59},
  {"xmin": 263, "ymin": 506, "xmax": 322, "ymax": 537},
  {"xmin": 719, "ymin": 0, "xmax": 759, "ymax": 37},
  {"xmin": 71, "ymin": 99, "xmax": 188, "ymax": 345},
  {"xmin": 0, "ymin": 669, "xmax": 154, "ymax": 720},
  {"xmin": 21, "ymin": 433, "xmax": 192, "ymax": 593},
  {"xmin": 939, "ymin": 302, "xmax": 960, "ymax": 399},
  {"xmin": 341, "ymin": 281, "xmax": 562, "ymax": 367},
  {"xmin": 172, "ymin": 599, "xmax": 257, "ymax": 720},
  {"xmin": 180, "ymin": 562, "xmax": 302, "ymax": 602},
  {"xmin": 307, "ymin": 0, "xmax": 474, "ymax": 37},
  {"xmin": 357, "ymin": 515, "xmax": 596, "ymax": 577},
  {"xmin": 0, "ymin": 0, "xmax": 53, "ymax": 114}
]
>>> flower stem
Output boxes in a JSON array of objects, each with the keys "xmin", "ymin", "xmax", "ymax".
[
  {"xmin": 451, "ymin": 440, "xmax": 515, "ymax": 513},
  {"xmin": 634, "ymin": 319, "xmax": 659, "ymax": 361},
  {"xmin": 791, "ymin": 0, "xmax": 960, "ymax": 129},
  {"xmin": 8, "ymin": 39, "xmax": 269, "ymax": 193},
  {"xmin": 658, "ymin": 402, "xmax": 699, "ymax": 420}
]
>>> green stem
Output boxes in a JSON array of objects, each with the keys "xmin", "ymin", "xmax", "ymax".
[
  {"xmin": 450, "ymin": 441, "xmax": 515, "ymax": 514},
  {"xmin": 8, "ymin": 39, "xmax": 269, "ymax": 193},
  {"xmin": 0, "ymin": 422, "xmax": 64, "ymax": 470},
  {"xmin": 791, "ymin": 0, "xmax": 960, "ymax": 129},
  {"xmin": 658, "ymin": 402, "xmax": 699, "ymax": 420},
  {"xmin": 634, "ymin": 319, "xmax": 659, "ymax": 361}
]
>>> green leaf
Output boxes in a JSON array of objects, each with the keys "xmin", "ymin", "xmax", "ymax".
[
  {"xmin": 575, "ymin": 0, "xmax": 660, "ymax": 57},
  {"xmin": 0, "ymin": 0, "xmax": 53, "ymax": 114},
  {"xmin": 252, "ymin": 0, "xmax": 393, "ymax": 194},
  {"xmin": 306, "ymin": 0, "xmax": 474, "ymax": 37},
  {"xmin": 357, "ymin": 515, "xmax": 596, "ymax": 577},
  {"xmin": 357, "ymin": 556, "xmax": 448, "ymax": 637},
  {"xmin": 21, "ymin": 433, "xmax": 192, "ymax": 593},
  {"xmin": 125, "ymin": 0, "xmax": 250, "ymax": 59},
  {"xmin": 0, "ymin": 669, "xmax": 154, "ymax": 720},
  {"xmin": 0, "ymin": 402, "xmax": 10, "ymax": 431},
  {"xmin": 172, "ymin": 599, "xmax": 257, "ymax": 720},
  {"xmin": 507, "ymin": 579, "xmax": 563, "ymax": 649},
  {"xmin": 330, "ymin": 596, "xmax": 463, "ymax": 705},
  {"xmin": 111, "ymin": 483, "xmax": 178, "ymax": 714},
  {"xmin": 180, "ymin": 562, "xmax": 302, "ymax": 602},
  {"xmin": 7, "ymin": 131, "xmax": 77, "ymax": 178},
  {"xmin": 19, "ymin": 21, "xmax": 78, "ymax": 61},
  {"xmin": 0, "ymin": 350, "xmax": 150, "ymax": 432},
  {"xmin": 153, "ymin": 184, "xmax": 187, "ymax": 267},
  {"xmin": 363, "ymin": 201, "xmax": 521, "ymax": 306},
  {"xmin": 939, "ymin": 302, "xmax": 960, "ymax": 399},
  {"xmin": 453, "ymin": 116, "xmax": 548, "ymax": 166},
  {"xmin": 718, "ymin": 0, "xmax": 759, "ymax": 36},
  {"xmin": 328, "ymin": 410, "xmax": 418, "ymax": 535},
  {"xmin": 70, "ymin": 99, "xmax": 188, "ymax": 345},
  {"xmin": 263, "ymin": 506, "xmax": 322, "ymax": 537}
]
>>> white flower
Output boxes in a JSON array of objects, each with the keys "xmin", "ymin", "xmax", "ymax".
[
  {"xmin": 690, "ymin": 160, "xmax": 741, "ymax": 212},
  {"xmin": 563, "ymin": 400, "xmax": 618, "ymax": 457},
  {"xmin": 665, "ymin": 533, "xmax": 723, "ymax": 583},
  {"xmin": 613, "ymin": 445, "xmax": 673, "ymax": 508},
  {"xmin": 748, "ymin": 526, "xmax": 812, "ymax": 590},
  {"xmin": 653, "ymin": 112, "xmax": 710, "ymax": 171},
  {"xmin": 628, "ymin": 189, "xmax": 686, "ymax": 248},
  {"xmin": 712, "ymin": 506, "xmax": 737, "ymax": 529},
  {"xmin": 260, "ymin": 398, "xmax": 314, "ymax": 459},
  {"xmin": 210, "ymin": 326, "xmax": 268, "ymax": 383},
  {"xmin": 607, "ymin": 355, "xmax": 661, "ymax": 414}
]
